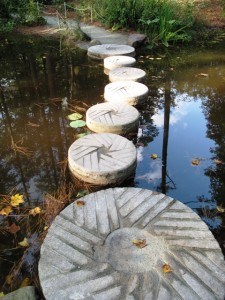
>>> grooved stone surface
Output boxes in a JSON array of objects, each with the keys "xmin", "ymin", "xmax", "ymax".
[
  {"xmin": 39, "ymin": 188, "xmax": 225, "ymax": 300},
  {"xmin": 86, "ymin": 102, "xmax": 140, "ymax": 134},
  {"xmin": 104, "ymin": 55, "xmax": 136, "ymax": 73},
  {"xmin": 68, "ymin": 133, "xmax": 137, "ymax": 185},
  {"xmin": 104, "ymin": 80, "xmax": 149, "ymax": 106},
  {"xmin": 87, "ymin": 44, "xmax": 135, "ymax": 60},
  {"xmin": 109, "ymin": 67, "xmax": 146, "ymax": 82}
]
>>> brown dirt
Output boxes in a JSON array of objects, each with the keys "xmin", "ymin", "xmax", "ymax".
[{"xmin": 16, "ymin": 1, "xmax": 225, "ymax": 36}]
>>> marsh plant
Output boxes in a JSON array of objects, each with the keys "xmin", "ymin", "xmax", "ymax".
[{"xmin": 92, "ymin": 0, "xmax": 195, "ymax": 47}]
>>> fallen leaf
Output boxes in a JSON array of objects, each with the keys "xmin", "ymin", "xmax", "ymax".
[
  {"xmin": 7, "ymin": 223, "xmax": 20, "ymax": 234},
  {"xmin": 214, "ymin": 159, "xmax": 223, "ymax": 164},
  {"xmin": 191, "ymin": 159, "xmax": 200, "ymax": 166},
  {"xmin": 0, "ymin": 292, "xmax": 4, "ymax": 297},
  {"xmin": 10, "ymin": 194, "xmax": 24, "ymax": 207},
  {"xmin": 195, "ymin": 73, "xmax": 208, "ymax": 77},
  {"xmin": 20, "ymin": 277, "xmax": 31, "ymax": 287},
  {"xmin": 18, "ymin": 238, "xmax": 29, "ymax": 247},
  {"xmin": 76, "ymin": 200, "xmax": 85, "ymax": 207},
  {"xmin": 0, "ymin": 206, "xmax": 13, "ymax": 216},
  {"xmin": 44, "ymin": 226, "xmax": 48, "ymax": 231},
  {"xmin": 151, "ymin": 153, "xmax": 158, "ymax": 160},
  {"xmin": 29, "ymin": 207, "xmax": 41, "ymax": 216},
  {"xmin": 216, "ymin": 206, "xmax": 225, "ymax": 213},
  {"xmin": 132, "ymin": 239, "xmax": 147, "ymax": 248},
  {"xmin": 163, "ymin": 263, "xmax": 172, "ymax": 273}
]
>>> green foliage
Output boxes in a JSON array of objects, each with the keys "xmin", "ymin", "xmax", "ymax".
[
  {"xmin": 0, "ymin": 0, "xmax": 46, "ymax": 32},
  {"xmin": 92, "ymin": 0, "xmax": 195, "ymax": 47}
]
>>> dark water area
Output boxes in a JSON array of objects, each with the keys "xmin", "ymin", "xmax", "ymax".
[{"xmin": 0, "ymin": 34, "xmax": 225, "ymax": 294}]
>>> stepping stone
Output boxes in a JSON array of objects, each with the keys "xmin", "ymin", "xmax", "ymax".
[
  {"xmin": 86, "ymin": 102, "xmax": 139, "ymax": 134},
  {"xmin": 87, "ymin": 44, "xmax": 135, "ymax": 60},
  {"xmin": 104, "ymin": 81, "xmax": 149, "ymax": 106},
  {"xmin": 104, "ymin": 55, "xmax": 136, "ymax": 74},
  {"xmin": 109, "ymin": 67, "xmax": 146, "ymax": 82},
  {"xmin": 68, "ymin": 133, "xmax": 137, "ymax": 185},
  {"xmin": 39, "ymin": 187, "xmax": 225, "ymax": 300}
]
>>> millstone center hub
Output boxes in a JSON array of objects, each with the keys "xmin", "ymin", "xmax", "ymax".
[{"xmin": 94, "ymin": 227, "xmax": 168, "ymax": 273}]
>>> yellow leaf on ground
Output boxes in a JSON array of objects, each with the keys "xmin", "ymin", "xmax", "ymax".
[
  {"xmin": 20, "ymin": 277, "xmax": 31, "ymax": 287},
  {"xmin": 0, "ymin": 292, "xmax": 4, "ymax": 297},
  {"xmin": 151, "ymin": 153, "xmax": 158, "ymax": 160},
  {"xmin": 29, "ymin": 207, "xmax": 41, "ymax": 216},
  {"xmin": 132, "ymin": 239, "xmax": 147, "ymax": 249},
  {"xmin": 0, "ymin": 206, "xmax": 13, "ymax": 216},
  {"xmin": 10, "ymin": 194, "xmax": 24, "ymax": 207},
  {"xmin": 217, "ymin": 206, "xmax": 225, "ymax": 213},
  {"xmin": 191, "ymin": 159, "xmax": 200, "ymax": 166},
  {"xmin": 44, "ymin": 226, "xmax": 48, "ymax": 231},
  {"xmin": 18, "ymin": 238, "xmax": 29, "ymax": 247},
  {"xmin": 163, "ymin": 263, "xmax": 172, "ymax": 273}
]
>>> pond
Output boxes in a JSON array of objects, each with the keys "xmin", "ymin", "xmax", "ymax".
[{"xmin": 0, "ymin": 34, "xmax": 225, "ymax": 295}]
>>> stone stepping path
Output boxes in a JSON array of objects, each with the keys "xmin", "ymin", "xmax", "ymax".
[
  {"xmin": 86, "ymin": 102, "xmax": 139, "ymax": 134},
  {"xmin": 39, "ymin": 187, "xmax": 225, "ymax": 300},
  {"xmin": 87, "ymin": 44, "xmax": 135, "ymax": 60},
  {"xmin": 68, "ymin": 133, "xmax": 137, "ymax": 185},
  {"xmin": 104, "ymin": 80, "xmax": 149, "ymax": 106},
  {"xmin": 104, "ymin": 55, "xmax": 136, "ymax": 74},
  {"xmin": 109, "ymin": 67, "xmax": 146, "ymax": 82}
]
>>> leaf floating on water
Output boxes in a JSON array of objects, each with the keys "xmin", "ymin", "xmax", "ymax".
[
  {"xmin": 151, "ymin": 153, "xmax": 158, "ymax": 160},
  {"xmin": 10, "ymin": 194, "xmax": 24, "ymax": 207},
  {"xmin": 132, "ymin": 239, "xmax": 147, "ymax": 248},
  {"xmin": 70, "ymin": 120, "xmax": 86, "ymax": 128},
  {"xmin": 214, "ymin": 159, "xmax": 223, "ymax": 165},
  {"xmin": 29, "ymin": 207, "xmax": 41, "ymax": 216},
  {"xmin": 67, "ymin": 112, "xmax": 82, "ymax": 121},
  {"xmin": 18, "ymin": 238, "xmax": 29, "ymax": 247},
  {"xmin": 76, "ymin": 200, "xmax": 85, "ymax": 207},
  {"xmin": 195, "ymin": 73, "xmax": 208, "ymax": 77},
  {"xmin": 7, "ymin": 223, "xmax": 20, "ymax": 234},
  {"xmin": 163, "ymin": 263, "xmax": 172, "ymax": 273},
  {"xmin": 216, "ymin": 206, "xmax": 225, "ymax": 213},
  {"xmin": 0, "ymin": 206, "xmax": 13, "ymax": 216},
  {"xmin": 191, "ymin": 159, "xmax": 200, "ymax": 166}
]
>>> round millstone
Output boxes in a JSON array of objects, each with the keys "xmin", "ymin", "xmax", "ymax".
[
  {"xmin": 86, "ymin": 102, "xmax": 140, "ymax": 134},
  {"xmin": 68, "ymin": 133, "xmax": 137, "ymax": 185},
  {"xmin": 104, "ymin": 81, "xmax": 149, "ymax": 106},
  {"xmin": 87, "ymin": 44, "xmax": 135, "ymax": 60},
  {"xmin": 109, "ymin": 67, "xmax": 146, "ymax": 82},
  {"xmin": 39, "ymin": 187, "xmax": 225, "ymax": 300},
  {"xmin": 104, "ymin": 55, "xmax": 136, "ymax": 74}
]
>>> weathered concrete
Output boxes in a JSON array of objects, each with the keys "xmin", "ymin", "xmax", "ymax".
[
  {"xmin": 68, "ymin": 133, "xmax": 137, "ymax": 185},
  {"xmin": 86, "ymin": 102, "xmax": 140, "ymax": 134},
  {"xmin": 104, "ymin": 81, "xmax": 149, "ymax": 106},
  {"xmin": 109, "ymin": 67, "xmax": 146, "ymax": 82},
  {"xmin": 39, "ymin": 188, "xmax": 225, "ymax": 300},
  {"xmin": 104, "ymin": 56, "xmax": 136, "ymax": 74},
  {"xmin": 87, "ymin": 44, "xmax": 135, "ymax": 60}
]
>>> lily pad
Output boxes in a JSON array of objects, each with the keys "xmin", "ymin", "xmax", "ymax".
[
  {"xmin": 67, "ymin": 112, "xmax": 82, "ymax": 121},
  {"xmin": 70, "ymin": 120, "xmax": 86, "ymax": 128}
]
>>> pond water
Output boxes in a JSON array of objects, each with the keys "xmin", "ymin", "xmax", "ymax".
[{"xmin": 0, "ymin": 34, "xmax": 225, "ymax": 294}]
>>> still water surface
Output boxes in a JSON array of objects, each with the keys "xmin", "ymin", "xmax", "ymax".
[{"xmin": 0, "ymin": 34, "xmax": 225, "ymax": 291}]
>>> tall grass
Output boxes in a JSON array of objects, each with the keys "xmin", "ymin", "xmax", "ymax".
[{"xmin": 92, "ymin": 0, "xmax": 195, "ymax": 47}]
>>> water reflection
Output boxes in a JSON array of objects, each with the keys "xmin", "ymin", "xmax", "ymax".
[{"xmin": 0, "ymin": 34, "xmax": 225, "ymax": 291}]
